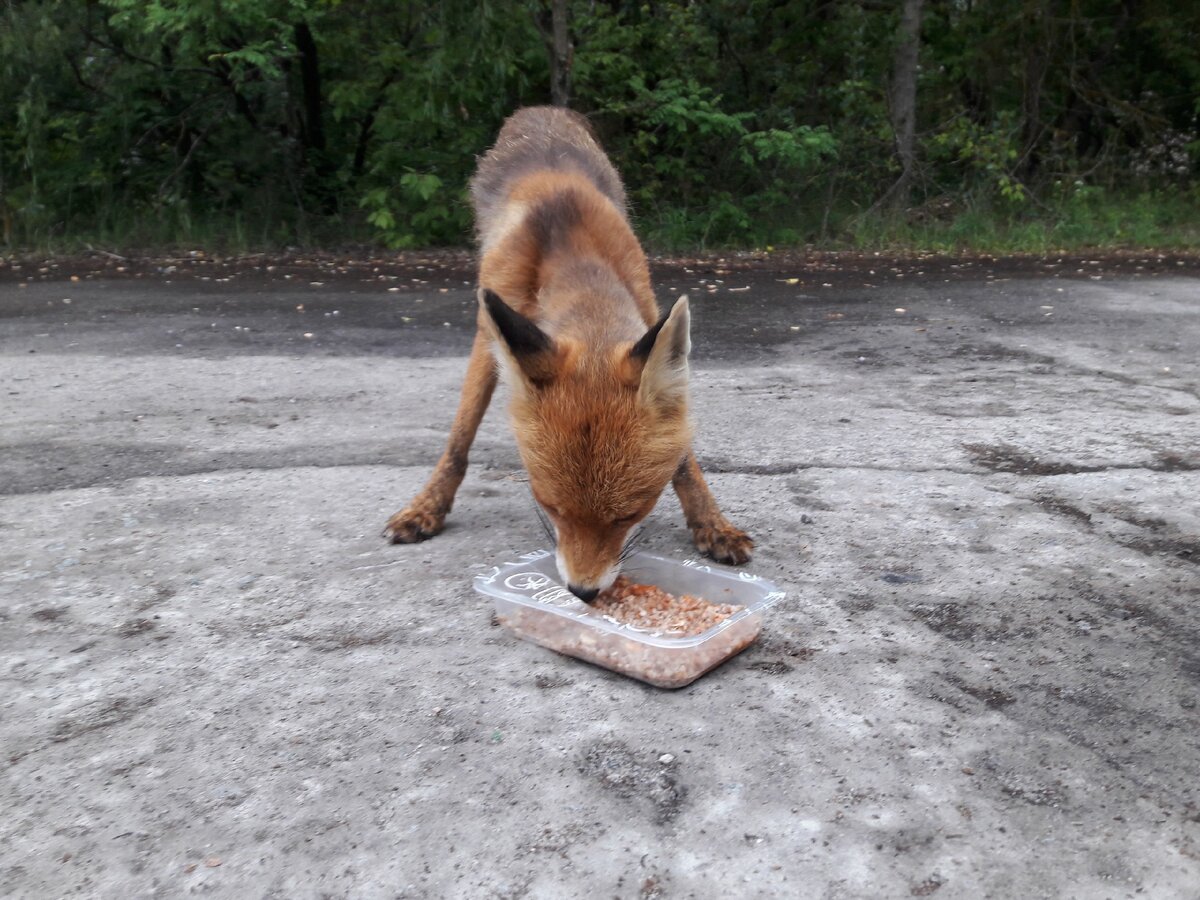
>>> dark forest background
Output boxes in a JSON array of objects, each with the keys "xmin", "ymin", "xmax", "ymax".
[{"xmin": 2, "ymin": 0, "xmax": 1198, "ymax": 251}]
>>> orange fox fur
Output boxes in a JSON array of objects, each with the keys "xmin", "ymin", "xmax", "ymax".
[{"xmin": 384, "ymin": 107, "xmax": 752, "ymax": 598}]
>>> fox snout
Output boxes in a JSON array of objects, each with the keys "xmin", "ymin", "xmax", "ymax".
[{"xmin": 554, "ymin": 532, "xmax": 625, "ymax": 602}]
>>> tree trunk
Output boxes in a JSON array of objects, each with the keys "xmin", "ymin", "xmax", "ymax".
[
  {"xmin": 294, "ymin": 22, "xmax": 326, "ymax": 156},
  {"xmin": 886, "ymin": 0, "xmax": 923, "ymax": 211},
  {"xmin": 1017, "ymin": 1, "xmax": 1050, "ymax": 181},
  {"xmin": 0, "ymin": 160, "xmax": 9, "ymax": 245},
  {"xmin": 352, "ymin": 72, "xmax": 398, "ymax": 180},
  {"xmin": 549, "ymin": 0, "xmax": 573, "ymax": 107},
  {"xmin": 293, "ymin": 21, "xmax": 336, "ymax": 212}
]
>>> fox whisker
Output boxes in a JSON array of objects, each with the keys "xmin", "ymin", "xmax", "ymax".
[
  {"xmin": 528, "ymin": 488, "xmax": 557, "ymax": 547},
  {"xmin": 619, "ymin": 524, "xmax": 646, "ymax": 564},
  {"xmin": 627, "ymin": 522, "xmax": 647, "ymax": 549}
]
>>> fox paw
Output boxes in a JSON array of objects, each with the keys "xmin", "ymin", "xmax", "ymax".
[
  {"xmin": 691, "ymin": 522, "xmax": 754, "ymax": 565},
  {"xmin": 383, "ymin": 505, "xmax": 445, "ymax": 543}
]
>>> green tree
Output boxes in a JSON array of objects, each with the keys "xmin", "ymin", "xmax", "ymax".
[{"xmin": 1, "ymin": 0, "xmax": 1197, "ymax": 251}]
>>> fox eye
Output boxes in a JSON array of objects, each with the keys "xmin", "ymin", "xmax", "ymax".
[{"xmin": 613, "ymin": 512, "xmax": 641, "ymax": 527}]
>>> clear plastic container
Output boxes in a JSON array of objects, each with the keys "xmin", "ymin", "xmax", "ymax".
[{"xmin": 474, "ymin": 549, "xmax": 786, "ymax": 688}]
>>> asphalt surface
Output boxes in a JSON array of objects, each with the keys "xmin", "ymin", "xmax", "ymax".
[{"xmin": 2, "ymin": 262, "xmax": 1199, "ymax": 898}]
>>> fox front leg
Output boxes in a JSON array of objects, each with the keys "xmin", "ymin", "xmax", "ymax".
[
  {"xmin": 672, "ymin": 452, "xmax": 754, "ymax": 564},
  {"xmin": 384, "ymin": 330, "xmax": 498, "ymax": 543}
]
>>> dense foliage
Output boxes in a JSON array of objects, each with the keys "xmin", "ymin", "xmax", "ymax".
[{"xmin": 2, "ymin": 0, "xmax": 1198, "ymax": 250}]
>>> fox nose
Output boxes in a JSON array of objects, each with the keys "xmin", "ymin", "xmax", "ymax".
[{"xmin": 569, "ymin": 584, "xmax": 600, "ymax": 603}]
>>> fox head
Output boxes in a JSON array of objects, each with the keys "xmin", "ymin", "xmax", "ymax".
[{"xmin": 480, "ymin": 288, "xmax": 693, "ymax": 601}]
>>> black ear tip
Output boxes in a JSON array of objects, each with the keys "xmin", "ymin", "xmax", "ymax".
[
  {"xmin": 480, "ymin": 287, "xmax": 514, "ymax": 322},
  {"xmin": 481, "ymin": 288, "xmax": 552, "ymax": 356},
  {"xmin": 481, "ymin": 288, "xmax": 505, "ymax": 314},
  {"xmin": 630, "ymin": 313, "xmax": 669, "ymax": 360}
]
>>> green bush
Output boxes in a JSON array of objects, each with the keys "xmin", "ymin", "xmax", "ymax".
[{"xmin": 1, "ymin": 0, "xmax": 1197, "ymax": 253}]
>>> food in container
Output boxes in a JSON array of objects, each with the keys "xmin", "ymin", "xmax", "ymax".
[{"xmin": 474, "ymin": 550, "xmax": 786, "ymax": 688}]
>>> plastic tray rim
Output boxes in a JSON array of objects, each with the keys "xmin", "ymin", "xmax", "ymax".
[{"xmin": 473, "ymin": 549, "xmax": 786, "ymax": 649}]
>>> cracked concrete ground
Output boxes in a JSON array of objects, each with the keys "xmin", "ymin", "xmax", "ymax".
[{"xmin": 1, "ymin": 265, "xmax": 1199, "ymax": 898}]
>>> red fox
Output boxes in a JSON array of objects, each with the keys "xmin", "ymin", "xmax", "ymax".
[{"xmin": 384, "ymin": 107, "xmax": 752, "ymax": 600}]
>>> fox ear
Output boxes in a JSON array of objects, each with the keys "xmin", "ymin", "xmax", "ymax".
[
  {"xmin": 632, "ymin": 295, "xmax": 690, "ymax": 407},
  {"xmin": 479, "ymin": 288, "xmax": 557, "ymax": 386}
]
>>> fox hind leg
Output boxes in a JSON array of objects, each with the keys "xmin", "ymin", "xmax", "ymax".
[
  {"xmin": 672, "ymin": 452, "xmax": 754, "ymax": 564},
  {"xmin": 384, "ymin": 329, "xmax": 497, "ymax": 543}
]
